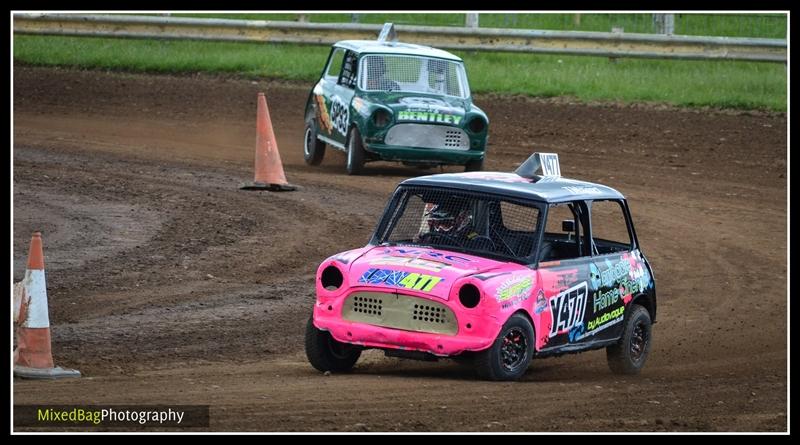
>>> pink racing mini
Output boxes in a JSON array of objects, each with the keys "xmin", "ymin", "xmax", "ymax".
[{"xmin": 306, "ymin": 153, "xmax": 656, "ymax": 380}]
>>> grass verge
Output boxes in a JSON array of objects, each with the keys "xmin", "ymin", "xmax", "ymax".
[{"xmin": 13, "ymin": 35, "xmax": 787, "ymax": 111}]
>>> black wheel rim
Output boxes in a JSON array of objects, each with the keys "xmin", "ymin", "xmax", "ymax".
[
  {"xmin": 328, "ymin": 335, "xmax": 355, "ymax": 360},
  {"xmin": 500, "ymin": 327, "xmax": 528, "ymax": 372},
  {"xmin": 304, "ymin": 127, "xmax": 313, "ymax": 157},
  {"xmin": 630, "ymin": 321, "xmax": 648, "ymax": 362}
]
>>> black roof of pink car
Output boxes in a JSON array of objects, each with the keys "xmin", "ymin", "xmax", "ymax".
[{"xmin": 401, "ymin": 172, "xmax": 625, "ymax": 203}]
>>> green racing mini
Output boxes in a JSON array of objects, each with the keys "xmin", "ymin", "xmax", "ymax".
[{"xmin": 302, "ymin": 23, "xmax": 490, "ymax": 175}]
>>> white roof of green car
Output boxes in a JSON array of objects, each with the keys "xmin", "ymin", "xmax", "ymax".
[{"xmin": 333, "ymin": 40, "xmax": 463, "ymax": 62}]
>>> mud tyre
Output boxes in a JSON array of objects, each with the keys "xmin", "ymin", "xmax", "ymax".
[
  {"xmin": 305, "ymin": 316, "xmax": 361, "ymax": 373},
  {"xmin": 346, "ymin": 127, "xmax": 366, "ymax": 175},
  {"xmin": 475, "ymin": 313, "xmax": 534, "ymax": 381},
  {"xmin": 607, "ymin": 304, "xmax": 653, "ymax": 375},
  {"xmin": 303, "ymin": 121, "xmax": 326, "ymax": 166},
  {"xmin": 465, "ymin": 158, "xmax": 484, "ymax": 172}
]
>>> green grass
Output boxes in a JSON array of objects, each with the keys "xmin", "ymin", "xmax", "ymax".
[
  {"xmin": 465, "ymin": 52, "xmax": 786, "ymax": 110},
  {"xmin": 14, "ymin": 35, "xmax": 329, "ymax": 81},
  {"xmin": 164, "ymin": 12, "xmax": 787, "ymax": 39},
  {"xmin": 13, "ymin": 35, "xmax": 787, "ymax": 111}
]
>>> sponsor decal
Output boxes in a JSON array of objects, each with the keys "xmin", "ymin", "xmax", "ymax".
[
  {"xmin": 600, "ymin": 259, "xmax": 630, "ymax": 288},
  {"xmin": 562, "ymin": 186, "xmax": 603, "ymax": 195},
  {"xmin": 500, "ymin": 292, "xmax": 531, "ymax": 310},
  {"xmin": 629, "ymin": 260, "xmax": 649, "ymax": 293},
  {"xmin": 370, "ymin": 255, "xmax": 449, "ymax": 272},
  {"xmin": 397, "ymin": 97, "xmax": 450, "ymax": 107},
  {"xmin": 573, "ymin": 306, "xmax": 625, "ymax": 341},
  {"xmin": 548, "ymin": 282, "xmax": 588, "ymax": 338},
  {"xmin": 589, "ymin": 263, "xmax": 602, "ymax": 289},
  {"xmin": 496, "ymin": 276, "xmax": 533, "ymax": 302},
  {"xmin": 568, "ymin": 323, "xmax": 585, "ymax": 343},
  {"xmin": 534, "ymin": 289, "xmax": 548, "ymax": 314},
  {"xmin": 586, "ymin": 306, "xmax": 625, "ymax": 331},
  {"xmin": 556, "ymin": 271, "xmax": 577, "ymax": 288},
  {"xmin": 588, "ymin": 258, "xmax": 638, "ymax": 335},
  {"xmin": 593, "ymin": 286, "xmax": 621, "ymax": 313},
  {"xmin": 330, "ymin": 95, "xmax": 350, "ymax": 136},
  {"xmin": 397, "ymin": 110, "xmax": 462, "ymax": 125},
  {"xmin": 590, "ymin": 259, "xmax": 632, "ymax": 289},
  {"xmin": 389, "ymin": 249, "xmax": 472, "ymax": 264},
  {"xmin": 473, "ymin": 271, "xmax": 511, "ymax": 281},
  {"xmin": 358, "ymin": 268, "xmax": 442, "ymax": 292},
  {"xmin": 314, "ymin": 94, "xmax": 333, "ymax": 133},
  {"xmin": 329, "ymin": 249, "xmax": 361, "ymax": 265}
]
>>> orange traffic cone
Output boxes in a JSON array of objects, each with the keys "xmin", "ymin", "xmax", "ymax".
[
  {"xmin": 240, "ymin": 92, "xmax": 298, "ymax": 191},
  {"xmin": 14, "ymin": 232, "xmax": 80, "ymax": 379}
]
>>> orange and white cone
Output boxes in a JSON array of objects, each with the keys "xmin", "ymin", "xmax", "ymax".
[
  {"xmin": 14, "ymin": 232, "xmax": 80, "ymax": 379},
  {"xmin": 240, "ymin": 92, "xmax": 298, "ymax": 191}
]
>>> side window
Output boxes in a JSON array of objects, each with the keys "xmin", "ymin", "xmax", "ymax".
[
  {"xmin": 339, "ymin": 51, "xmax": 359, "ymax": 89},
  {"xmin": 540, "ymin": 202, "xmax": 590, "ymax": 262},
  {"xmin": 590, "ymin": 200, "xmax": 632, "ymax": 254},
  {"xmin": 326, "ymin": 49, "xmax": 345, "ymax": 79}
]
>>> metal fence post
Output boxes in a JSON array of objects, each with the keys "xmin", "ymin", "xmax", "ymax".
[
  {"xmin": 609, "ymin": 26, "xmax": 624, "ymax": 63},
  {"xmin": 653, "ymin": 13, "xmax": 675, "ymax": 35},
  {"xmin": 466, "ymin": 13, "xmax": 479, "ymax": 28}
]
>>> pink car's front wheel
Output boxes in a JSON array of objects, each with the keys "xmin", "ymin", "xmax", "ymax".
[
  {"xmin": 305, "ymin": 316, "xmax": 362, "ymax": 373},
  {"xmin": 475, "ymin": 313, "xmax": 535, "ymax": 381}
]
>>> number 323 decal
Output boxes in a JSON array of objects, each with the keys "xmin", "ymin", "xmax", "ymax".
[{"xmin": 330, "ymin": 96, "xmax": 350, "ymax": 136}]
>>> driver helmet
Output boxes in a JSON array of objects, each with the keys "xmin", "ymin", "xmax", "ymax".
[
  {"xmin": 371, "ymin": 56, "xmax": 386, "ymax": 76},
  {"xmin": 428, "ymin": 59, "xmax": 446, "ymax": 74},
  {"xmin": 425, "ymin": 202, "xmax": 472, "ymax": 234}
]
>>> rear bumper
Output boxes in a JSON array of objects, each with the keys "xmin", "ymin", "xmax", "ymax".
[{"xmin": 312, "ymin": 295, "xmax": 499, "ymax": 356}]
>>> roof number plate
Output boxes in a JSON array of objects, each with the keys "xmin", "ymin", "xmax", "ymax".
[
  {"xmin": 539, "ymin": 153, "xmax": 561, "ymax": 177},
  {"xmin": 377, "ymin": 23, "xmax": 398, "ymax": 44}
]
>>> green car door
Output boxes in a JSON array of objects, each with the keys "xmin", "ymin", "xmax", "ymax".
[{"xmin": 315, "ymin": 49, "xmax": 358, "ymax": 147}]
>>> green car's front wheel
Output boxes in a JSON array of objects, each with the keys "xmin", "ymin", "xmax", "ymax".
[
  {"xmin": 346, "ymin": 127, "xmax": 366, "ymax": 175},
  {"xmin": 303, "ymin": 121, "xmax": 326, "ymax": 166},
  {"xmin": 465, "ymin": 157, "xmax": 484, "ymax": 172}
]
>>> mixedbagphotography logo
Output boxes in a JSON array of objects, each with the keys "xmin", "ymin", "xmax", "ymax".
[{"xmin": 14, "ymin": 405, "xmax": 210, "ymax": 428}]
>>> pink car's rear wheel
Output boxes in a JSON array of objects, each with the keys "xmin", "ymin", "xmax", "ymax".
[{"xmin": 607, "ymin": 304, "xmax": 652, "ymax": 375}]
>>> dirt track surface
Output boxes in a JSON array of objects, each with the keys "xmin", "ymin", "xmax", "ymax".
[{"xmin": 12, "ymin": 66, "xmax": 787, "ymax": 432}]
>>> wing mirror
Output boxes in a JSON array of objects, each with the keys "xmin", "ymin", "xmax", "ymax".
[{"xmin": 562, "ymin": 220, "xmax": 575, "ymax": 242}]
